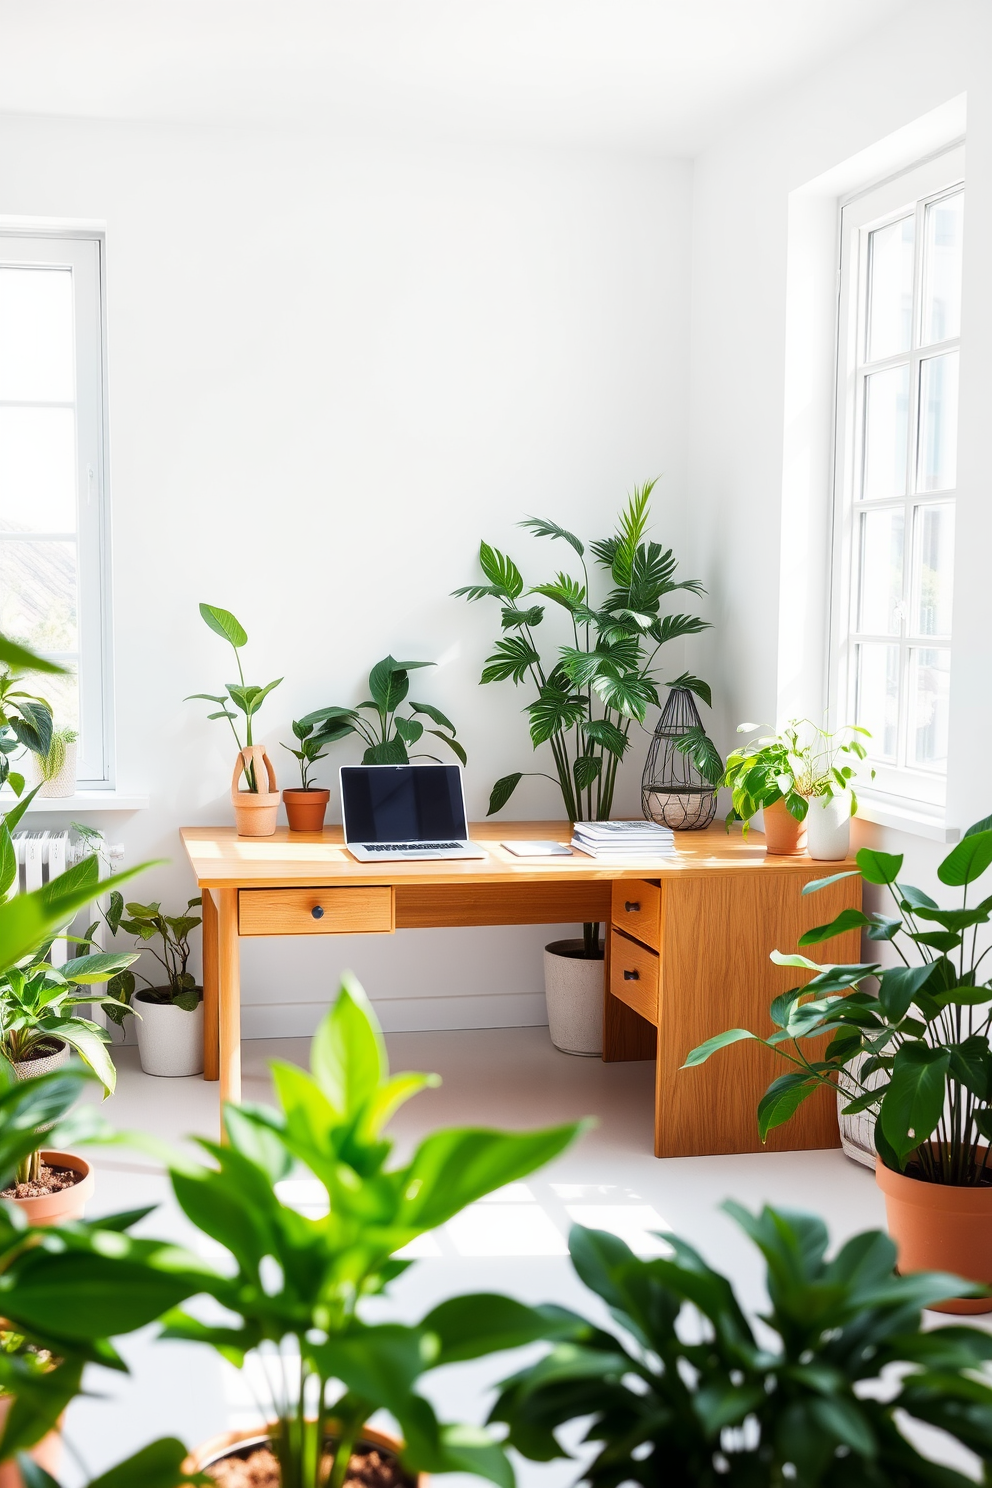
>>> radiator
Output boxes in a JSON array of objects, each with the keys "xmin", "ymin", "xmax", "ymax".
[{"xmin": 11, "ymin": 830, "xmax": 125, "ymax": 969}]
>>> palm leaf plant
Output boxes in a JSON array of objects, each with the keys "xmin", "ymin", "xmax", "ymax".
[
  {"xmin": 150, "ymin": 975, "xmax": 579, "ymax": 1488},
  {"xmin": 489, "ymin": 1204, "xmax": 992, "ymax": 1487},
  {"xmin": 300, "ymin": 656, "xmax": 466, "ymax": 767},
  {"xmin": 187, "ymin": 604, "xmax": 282, "ymax": 791},
  {"xmin": 685, "ymin": 813, "xmax": 992, "ymax": 1187},
  {"xmin": 456, "ymin": 481, "xmax": 712, "ymax": 953}
]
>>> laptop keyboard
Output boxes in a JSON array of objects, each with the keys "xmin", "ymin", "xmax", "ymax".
[{"xmin": 362, "ymin": 842, "xmax": 462, "ymax": 852}]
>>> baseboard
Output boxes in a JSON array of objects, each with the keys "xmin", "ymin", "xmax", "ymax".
[{"xmin": 242, "ymin": 992, "xmax": 549, "ymax": 1039}]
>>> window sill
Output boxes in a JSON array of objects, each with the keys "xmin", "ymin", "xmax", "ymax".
[
  {"xmin": 856, "ymin": 793, "xmax": 959, "ymax": 843},
  {"xmin": 1, "ymin": 790, "xmax": 149, "ymax": 813}
]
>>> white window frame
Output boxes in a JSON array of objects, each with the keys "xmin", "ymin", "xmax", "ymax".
[
  {"xmin": 830, "ymin": 145, "xmax": 964, "ymax": 816},
  {"xmin": 0, "ymin": 231, "xmax": 113, "ymax": 787}
]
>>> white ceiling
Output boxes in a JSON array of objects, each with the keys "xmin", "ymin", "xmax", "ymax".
[{"xmin": 0, "ymin": 0, "xmax": 910, "ymax": 153}]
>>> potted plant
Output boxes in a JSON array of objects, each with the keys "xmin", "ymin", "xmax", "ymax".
[
  {"xmin": 0, "ymin": 667, "xmax": 53, "ymax": 796},
  {"xmin": 454, "ymin": 482, "xmax": 711, "ymax": 1053},
  {"xmin": 187, "ymin": 604, "xmax": 282, "ymax": 837},
  {"xmin": 685, "ymin": 816, "xmax": 992, "ymax": 1312},
  {"xmin": 99, "ymin": 894, "xmax": 204, "ymax": 1078},
  {"xmin": 489, "ymin": 1205, "xmax": 992, "ymax": 1481},
  {"xmin": 145, "ymin": 976, "xmax": 581, "ymax": 1487},
  {"xmin": 725, "ymin": 719, "xmax": 871, "ymax": 860},
  {"xmin": 300, "ymin": 656, "xmax": 467, "ymax": 768},
  {"xmin": 28, "ymin": 728, "xmax": 78, "ymax": 801},
  {"xmin": 281, "ymin": 718, "xmax": 332, "ymax": 832}
]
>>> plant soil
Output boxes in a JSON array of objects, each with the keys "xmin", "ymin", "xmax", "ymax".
[
  {"xmin": 1, "ymin": 1163, "xmax": 80, "ymax": 1200},
  {"xmin": 206, "ymin": 1446, "xmax": 414, "ymax": 1488}
]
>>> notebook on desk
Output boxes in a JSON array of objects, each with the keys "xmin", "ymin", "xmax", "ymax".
[{"xmin": 340, "ymin": 763, "xmax": 487, "ymax": 861}]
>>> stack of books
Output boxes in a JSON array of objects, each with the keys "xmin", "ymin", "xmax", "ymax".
[{"xmin": 571, "ymin": 820, "xmax": 678, "ymax": 859}]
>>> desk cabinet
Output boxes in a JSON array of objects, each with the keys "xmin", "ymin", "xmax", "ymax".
[{"xmin": 604, "ymin": 868, "xmax": 861, "ymax": 1158}]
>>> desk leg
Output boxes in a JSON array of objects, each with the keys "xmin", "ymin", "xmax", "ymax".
[
  {"xmin": 202, "ymin": 888, "xmax": 219, "ymax": 1082},
  {"xmin": 217, "ymin": 887, "xmax": 241, "ymax": 1122}
]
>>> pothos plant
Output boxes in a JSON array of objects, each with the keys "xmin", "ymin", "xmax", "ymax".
[
  {"xmin": 455, "ymin": 481, "xmax": 712, "ymax": 823},
  {"xmin": 187, "ymin": 603, "xmax": 282, "ymax": 792},
  {"xmin": 0, "ymin": 667, "xmax": 54, "ymax": 793},
  {"xmin": 686, "ymin": 814, "xmax": 992, "ymax": 1187},
  {"xmin": 300, "ymin": 655, "xmax": 466, "ymax": 766},
  {"xmin": 97, "ymin": 894, "xmax": 203, "ymax": 1020},
  {"xmin": 723, "ymin": 720, "xmax": 871, "ymax": 835}
]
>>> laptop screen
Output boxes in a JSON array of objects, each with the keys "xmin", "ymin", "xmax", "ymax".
[{"xmin": 340, "ymin": 764, "xmax": 468, "ymax": 843}]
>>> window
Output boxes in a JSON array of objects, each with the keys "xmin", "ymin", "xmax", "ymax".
[
  {"xmin": 832, "ymin": 147, "xmax": 964, "ymax": 812},
  {"xmin": 0, "ymin": 233, "xmax": 111, "ymax": 786}
]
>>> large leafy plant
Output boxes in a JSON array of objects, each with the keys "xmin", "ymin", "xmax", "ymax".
[
  {"xmin": 686, "ymin": 815, "xmax": 992, "ymax": 1186},
  {"xmin": 99, "ymin": 893, "xmax": 203, "ymax": 1019},
  {"xmin": 187, "ymin": 603, "xmax": 282, "ymax": 791},
  {"xmin": 0, "ymin": 667, "xmax": 54, "ymax": 794},
  {"xmin": 300, "ymin": 655, "xmax": 466, "ymax": 767},
  {"xmin": 454, "ymin": 481, "xmax": 712, "ymax": 823},
  {"xmin": 153, "ymin": 976, "xmax": 578, "ymax": 1488},
  {"xmin": 490, "ymin": 1204, "xmax": 992, "ymax": 1488},
  {"xmin": 724, "ymin": 720, "xmax": 870, "ymax": 834}
]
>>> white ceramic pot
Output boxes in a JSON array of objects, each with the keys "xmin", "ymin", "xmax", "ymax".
[
  {"xmin": 31, "ymin": 743, "xmax": 77, "ymax": 799},
  {"xmin": 805, "ymin": 792, "xmax": 852, "ymax": 861},
  {"xmin": 134, "ymin": 990, "xmax": 204, "ymax": 1077},
  {"xmin": 544, "ymin": 939, "xmax": 605, "ymax": 1056}
]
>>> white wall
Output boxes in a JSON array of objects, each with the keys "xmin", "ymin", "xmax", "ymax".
[
  {"xmin": 0, "ymin": 117, "xmax": 693, "ymax": 1034},
  {"xmin": 686, "ymin": 0, "xmax": 992, "ymax": 905}
]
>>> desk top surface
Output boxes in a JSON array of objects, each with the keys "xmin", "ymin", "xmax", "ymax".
[{"xmin": 180, "ymin": 820, "xmax": 857, "ymax": 888}]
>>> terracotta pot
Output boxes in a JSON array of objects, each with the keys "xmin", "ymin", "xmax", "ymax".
[
  {"xmin": 0, "ymin": 1397, "xmax": 62, "ymax": 1488},
  {"xmin": 760, "ymin": 798, "xmax": 807, "ymax": 855},
  {"xmin": 876, "ymin": 1157, "xmax": 992, "ymax": 1314},
  {"xmin": 232, "ymin": 746, "xmax": 280, "ymax": 837},
  {"xmin": 544, "ymin": 939, "xmax": 605, "ymax": 1056},
  {"xmin": 6, "ymin": 1151, "xmax": 94, "ymax": 1227},
  {"xmin": 185, "ymin": 1422, "xmax": 421, "ymax": 1486},
  {"xmin": 283, "ymin": 788, "xmax": 330, "ymax": 833}
]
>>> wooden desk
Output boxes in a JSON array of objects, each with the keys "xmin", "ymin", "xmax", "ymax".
[{"xmin": 181, "ymin": 821, "xmax": 862, "ymax": 1157}]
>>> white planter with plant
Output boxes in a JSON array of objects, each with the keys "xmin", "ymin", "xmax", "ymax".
[
  {"xmin": 30, "ymin": 726, "xmax": 78, "ymax": 799},
  {"xmin": 102, "ymin": 893, "xmax": 204, "ymax": 1077},
  {"xmin": 543, "ymin": 938, "xmax": 604, "ymax": 1055}
]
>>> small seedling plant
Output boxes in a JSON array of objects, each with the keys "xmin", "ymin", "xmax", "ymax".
[
  {"xmin": 282, "ymin": 717, "xmax": 331, "ymax": 789},
  {"xmin": 187, "ymin": 604, "xmax": 282, "ymax": 791}
]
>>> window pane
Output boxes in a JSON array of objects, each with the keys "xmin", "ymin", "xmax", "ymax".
[
  {"xmin": 862, "ymin": 365, "xmax": 909, "ymax": 499},
  {"xmin": 855, "ymin": 642, "xmax": 899, "ymax": 762},
  {"xmin": 857, "ymin": 508, "xmax": 904, "ymax": 635},
  {"xmin": 0, "ymin": 267, "xmax": 74, "ymax": 403},
  {"xmin": 922, "ymin": 190, "xmax": 964, "ymax": 345},
  {"xmin": 866, "ymin": 215, "xmax": 914, "ymax": 361},
  {"xmin": 0, "ymin": 407, "xmax": 77, "ymax": 533},
  {"xmin": 26, "ymin": 665, "xmax": 79, "ymax": 734},
  {"xmin": 912, "ymin": 503, "xmax": 954, "ymax": 638},
  {"xmin": 0, "ymin": 540, "xmax": 77, "ymax": 653},
  {"xmin": 917, "ymin": 351, "xmax": 959, "ymax": 492},
  {"xmin": 910, "ymin": 647, "xmax": 950, "ymax": 770}
]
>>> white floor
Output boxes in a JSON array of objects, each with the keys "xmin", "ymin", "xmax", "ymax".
[{"xmin": 65, "ymin": 1028, "xmax": 886, "ymax": 1487}]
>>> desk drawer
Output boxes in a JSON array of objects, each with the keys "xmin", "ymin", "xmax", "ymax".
[
  {"xmin": 609, "ymin": 929, "xmax": 660, "ymax": 1025},
  {"xmin": 239, "ymin": 887, "xmax": 394, "ymax": 936},
  {"xmin": 611, "ymin": 879, "xmax": 661, "ymax": 949}
]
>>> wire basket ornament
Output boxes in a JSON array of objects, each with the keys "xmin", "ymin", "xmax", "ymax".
[{"xmin": 641, "ymin": 687, "xmax": 720, "ymax": 831}]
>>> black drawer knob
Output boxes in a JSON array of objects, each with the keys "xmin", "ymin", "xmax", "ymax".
[
  {"xmin": 624, "ymin": 901, "xmax": 640, "ymax": 913},
  {"xmin": 311, "ymin": 906, "xmax": 325, "ymax": 920},
  {"xmin": 623, "ymin": 969, "xmax": 639, "ymax": 981}
]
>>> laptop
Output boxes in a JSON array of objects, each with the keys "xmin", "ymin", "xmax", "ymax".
[{"xmin": 340, "ymin": 763, "xmax": 488, "ymax": 861}]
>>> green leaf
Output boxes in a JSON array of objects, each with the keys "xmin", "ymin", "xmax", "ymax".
[
  {"xmin": 62, "ymin": 951, "xmax": 139, "ymax": 983},
  {"xmin": 964, "ymin": 813, "xmax": 992, "ymax": 838},
  {"xmin": 481, "ymin": 637, "xmax": 540, "ymax": 685},
  {"xmin": 310, "ymin": 977, "xmax": 386, "ymax": 1118},
  {"xmin": 368, "ymin": 655, "xmax": 432, "ymax": 713},
  {"xmin": 0, "ymin": 823, "xmax": 16, "ymax": 900},
  {"xmin": 363, "ymin": 737, "xmax": 409, "ymax": 765},
  {"xmin": 86, "ymin": 1438, "xmax": 211, "ymax": 1488},
  {"xmin": 527, "ymin": 687, "xmax": 586, "ymax": 746},
  {"xmin": 682, "ymin": 1028, "xmax": 758, "ymax": 1067},
  {"xmin": 757, "ymin": 1072, "xmax": 818, "ymax": 1139},
  {"xmin": 581, "ymin": 717, "xmax": 628, "ymax": 758},
  {"xmin": 518, "ymin": 515, "xmax": 584, "ymax": 557},
  {"xmin": 394, "ymin": 717, "xmax": 424, "ymax": 746},
  {"xmin": 877, "ymin": 963, "xmax": 938, "ymax": 1022},
  {"xmin": 671, "ymin": 725, "xmax": 723, "ymax": 784},
  {"xmin": 938, "ymin": 830, "xmax": 992, "ymax": 887},
  {"xmin": 856, "ymin": 847, "xmax": 904, "ymax": 886},
  {"xmin": 424, "ymin": 1294, "xmax": 572, "ymax": 1365},
  {"xmin": 572, "ymin": 756, "xmax": 602, "ymax": 792},
  {"xmin": 501, "ymin": 605, "xmax": 544, "ymax": 629},
  {"xmin": 400, "ymin": 1123, "xmax": 581, "ymax": 1230},
  {"xmin": 478, "ymin": 542, "xmax": 524, "ymax": 600},
  {"xmin": 0, "ymin": 637, "xmax": 66, "ymax": 675},
  {"xmin": 426, "ymin": 730, "xmax": 467, "ymax": 765},
  {"xmin": 488, "ymin": 773, "xmax": 522, "ymax": 815},
  {"xmin": 797, "ymin": 908, "xmax": 870, "ymax": 946},
  {"xmin": 880, "ymin": 1044, "xmax": 950, "ymax": 1162},
  {"xmin": 801, "ymin": 870, "xmax": 861, "ymax": 895},
  {"xmin": 665, "ymin": 672, "xmax": 712, "ymax": 709},
  {"xmin": 530, "ymin": 575, "xmax": 586, "ymax": 612},
  {"xmin": 409, "ymin": 700, "xmax": 456, "ymax": 733},
  {"xmin": 198, "ymin": 603, "xmax": 247, "ymax": 648}
]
